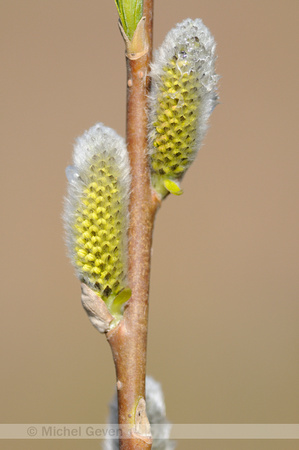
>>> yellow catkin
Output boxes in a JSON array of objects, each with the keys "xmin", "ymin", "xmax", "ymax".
[
  {"xmin": 73, "ymin": 158, "xmax": 125, "ymax": 299},
  {"xmin": 151, "ymin": 55, "xmax": 201, "ymax": 178},
  {"xmin": 64, "ymin": 123, "xmax": 131, "ymax": 307},
  {"xmin": 149, "ymin": 19, "xmax": 218, "ymax": 197}
]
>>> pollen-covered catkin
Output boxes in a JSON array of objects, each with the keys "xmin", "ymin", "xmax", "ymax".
[
  {"xmin": 148, "ymin": 18, "xmax": 218, "ymax": 197},
  {"xmin": 64, "ymin": 123, "xmax": 131, "ymax": 304}
]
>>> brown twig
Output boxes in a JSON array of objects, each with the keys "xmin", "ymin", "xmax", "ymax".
[{"xmin": 106, "ymin": 1, "xmax": 159, "ymax": 449}]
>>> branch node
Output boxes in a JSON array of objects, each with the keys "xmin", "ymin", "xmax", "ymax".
[
  {"xmin": 119, "ymin": 17, "xmax": 149, "ymax": 60},
  {"xmin": 132, "ymin": 398, "xmax": 152, "ymax": 443}
]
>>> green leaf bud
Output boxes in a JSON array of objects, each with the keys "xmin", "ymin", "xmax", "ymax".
[
  {"xmin": 148, "ymin": 18, "xmax": 219, "ymax": 198},
  {"xmin": 64, "ymin": 123, "xmax": 131, "ymax": 317},
  {"xmin": 114, "ymin": 0, "xmax": 144, "ymax": 40}
]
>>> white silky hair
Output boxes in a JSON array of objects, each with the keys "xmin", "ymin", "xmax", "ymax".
[
  {"xmin": 63, "ymin": 123, "xmax": 131, "ymax": 280},
  {"xmin": 104, "ymin": 376, "xmax": 176, "ymax": 450},
  {"xmin": 149, "ymin": 18, "xmax": 219, "ymax": 164}
]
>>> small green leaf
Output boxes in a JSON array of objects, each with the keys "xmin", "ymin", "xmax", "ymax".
[
  {"xmin": 110, "ymin": 288, "xmax": 132, "ymax": 317},
  {"xmin": 114, "ymin": 0, "xmax": 143, "ymax": 40},
  {"xmin": 164, "ymin": 179, "xmax": 183, "ymax": 196}
]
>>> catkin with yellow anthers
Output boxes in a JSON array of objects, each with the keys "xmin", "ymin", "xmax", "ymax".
[
  {"xmin": 64, "ymin": 123, "xmax": 131, "ymax": 309},
  {"xmin": 148, "ymin": 18, "xmax": 219, "ymax": 197}
]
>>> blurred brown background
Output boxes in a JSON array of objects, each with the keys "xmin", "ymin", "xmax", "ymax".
[{"xmin": 1, "ymin": 0, "xmax": 298, "ymax": 449}]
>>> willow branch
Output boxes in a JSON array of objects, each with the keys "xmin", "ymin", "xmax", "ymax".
[{"xmin": 106, "ymin": 1, "xmax": 159, "ymax": 449}]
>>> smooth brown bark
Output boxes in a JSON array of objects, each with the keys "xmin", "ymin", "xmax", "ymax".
[{"xmin": 106, "ymin": 2, "xmax": 159, "ymax": 449}]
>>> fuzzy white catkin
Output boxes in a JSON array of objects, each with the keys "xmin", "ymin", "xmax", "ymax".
[
  {"xmin": 63, "ymin": 123, "xmax": 131, "ymax": 295},
  {"xmin": 148, "ymin": 18, "xmax": 218, "ymax": 179},
  {"xmin": 104, "ymin": 376, "xmax": 175, "ymax": 450}
]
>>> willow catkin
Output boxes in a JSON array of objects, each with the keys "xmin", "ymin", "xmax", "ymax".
[
  {"xmin": 148, "ymin": 18, "xmax": 218, "ymax": 197},
  {"xmin": 64, "ymin": 123, "xmax": 131, "ymax": 306}
]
